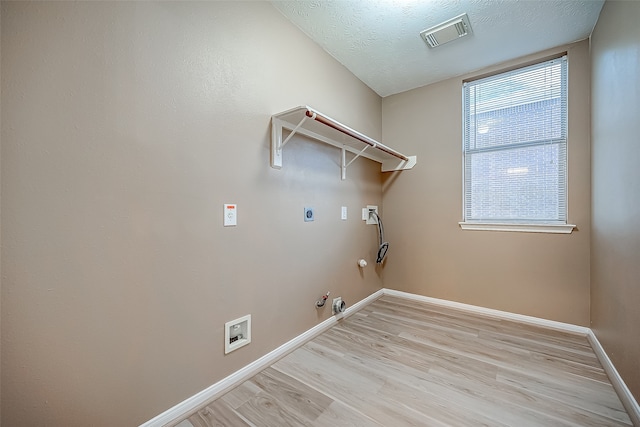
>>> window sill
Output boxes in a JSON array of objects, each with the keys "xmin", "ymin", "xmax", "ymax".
[{"xmin": 458, "ymin": 222, "xmax": 576, "ymax": 234}]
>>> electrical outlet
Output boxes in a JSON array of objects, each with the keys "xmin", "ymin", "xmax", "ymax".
[
  {"xmin": 304, "ymin": 207, "xmax": 314, "ymax": 222},
  {"xmin": 341, "ymin": 206, "xmax": 348, "ymax": 220},
  {"xmin": 224, "ymin": 203, "xmax": 237, "ymax": 227},
  {"xmin": 224, "ymin": 314, "xmax": 251, "ymax": 354}
]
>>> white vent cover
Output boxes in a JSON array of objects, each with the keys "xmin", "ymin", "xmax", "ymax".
[{"xmin": 420, "ymin": 13, "xmax": 473, "ymax": 48}]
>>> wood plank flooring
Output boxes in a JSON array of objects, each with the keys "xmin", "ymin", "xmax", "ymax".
[{"xmin": 175, "ymin": 296, "xmax": 633, "ymax": 426}]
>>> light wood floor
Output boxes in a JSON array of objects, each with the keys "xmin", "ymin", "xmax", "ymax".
[{"xmin": 176, "ymin": 296, "xmax": 633, "ymax": 426}]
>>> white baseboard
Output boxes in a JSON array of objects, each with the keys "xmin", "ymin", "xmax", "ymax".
[
  {"xmin": 140, "ymin": 289, "xmax": 384, "ymax": 427},
  {"xmin": 142, "ymin": 288, "xmax": 639, "ymax": 427},
  {"xmin": 383, "ymin": 288, "xmax": 639, "ymax": 426},
  {"xmin": 382, "ymin": 288, "xmax": 590, "ymax": 335},
  {"xmin": 586, "ymin": 330, "xmax": 640, "ymax": 426}
]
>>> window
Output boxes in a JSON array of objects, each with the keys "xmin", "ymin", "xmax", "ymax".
[{"xmin": 461, "ymin": 55, "xmax": 575, "ymax": 233}]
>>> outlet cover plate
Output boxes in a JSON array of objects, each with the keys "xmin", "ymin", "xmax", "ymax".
[
  {"xmin": 224, "ymin": 203, "xmax": 237, "ymax": 227},
  {"xmin": 304, "ymin": 207, "xmax": 314, "ymax": 222}
]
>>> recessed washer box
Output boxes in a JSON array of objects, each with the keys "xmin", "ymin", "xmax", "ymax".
[
  {"xmin": 363, "ymin": 205, "xmax": 378, "ymax": 224},
  {"xmin": 224, "ymin": 314, "xmax": 251, "ymax": 354}
]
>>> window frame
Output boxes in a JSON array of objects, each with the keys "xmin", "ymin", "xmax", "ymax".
[{"xmin": 459, "ymin": 55, "xmax": 575, "ymax": 234}]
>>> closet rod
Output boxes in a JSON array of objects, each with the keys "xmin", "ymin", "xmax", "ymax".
[{"xmin": 304, "ymin": 109, "xmax": 409, "ymax": 162}]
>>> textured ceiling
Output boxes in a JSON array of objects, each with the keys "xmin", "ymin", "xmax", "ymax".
[{"xmin": 271, "ymin": 0, "xmax": 604, "ymax": 97}]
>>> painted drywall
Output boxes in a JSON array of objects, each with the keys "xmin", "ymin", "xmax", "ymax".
[
  {"xmin": 381, "ymin": 41, "xmax": 591, "ymax": 326},
  {"xmin": 590, "ymin": 0, "xmax": 640, "ymax": 402},
  {"xmin": 0, "ymin": 2, "xmax": 384, "ymax": 425}
]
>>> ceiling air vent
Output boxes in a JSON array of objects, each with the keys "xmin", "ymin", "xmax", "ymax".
[{"xmin": 420, "ymin": 13, "xmax": 473, "ymax": 48}]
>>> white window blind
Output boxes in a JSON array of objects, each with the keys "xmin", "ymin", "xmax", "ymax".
[{"xmin": 462, "ymin": 56, "xmax": 568, "ymax": 224}]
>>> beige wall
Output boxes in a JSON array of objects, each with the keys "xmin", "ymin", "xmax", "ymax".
[
  {"xmin": 381, "ymin": 41, "xmax": 591, "ymax": 325},
  {"xmin": 590, "ymin": 0, "xmax": 640, "ymax": 402},
  {"xmin": 0, "ymin": 2, "xmax": 383, "ymax": 425},
  {"xmin": 6, "ymin": 1, "xmax": 638, "ymax": 424}
]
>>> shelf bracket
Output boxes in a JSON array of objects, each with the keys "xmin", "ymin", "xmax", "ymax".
[
  {"xmin": 272, "ymin": 113, "xmax": 315, "ymax": 169},
  {"xmin": 281, "ymin": 114, "xmax": 310, "ymax": 150},
  {"xmin": 341, "ymin": 144, "xmax": 371, "ymax": 180}
]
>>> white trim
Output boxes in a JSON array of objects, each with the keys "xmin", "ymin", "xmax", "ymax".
[
  {"xmin": 142, "ymin": 288, "xmax": 640, "ymax": 427},
  {"xmin": 382, "ymin": 289, "xmax": 589, "ymax": 335},
  {"xmin": 139, "ymin": 289, "xmax": 384, "ymax": 427},
  {"xmin": 459, "ymin": 221, "xmax": 576, "ymax": 234},
  {"xmin": 384, "ymin": 289, "xmax": 639, "ymax": 424},
  {"xmin": 586, "ymin": 331, "xmax": 640, "ymax": 426}
]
